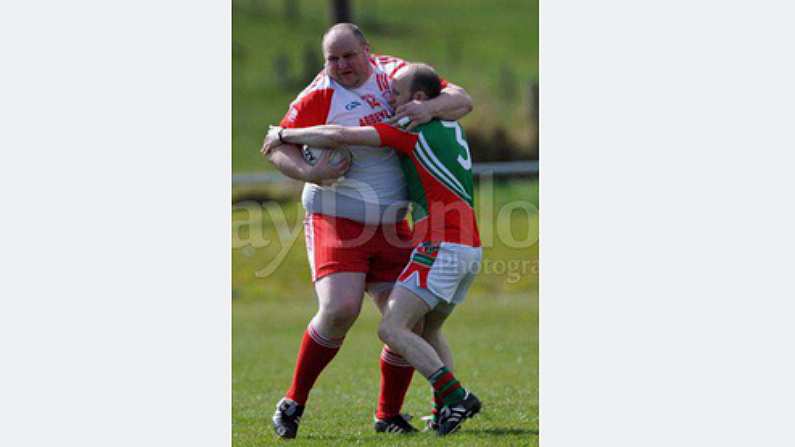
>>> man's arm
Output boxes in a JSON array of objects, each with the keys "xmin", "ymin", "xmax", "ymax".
[
  {"xmin": 265, "ymin": 85, "xmax": 340, "ymax": 183},
  {"xmin": 263, "ymin": 124, "xmax": 381, "ymax": 152},
  {"xmin": 429, "ymin": 82, "xmax": 474, "ymax": 120},
  {"xmin": 389, "ymin": 81, "xmax": 473, "ymax": 130},
  {"xmin": 264, "ymin": 143, "xmax": 312, "ymax": 181},
  {"xmin": 261, "ymin": 139, "xmax": 351, "ymax": 184}
]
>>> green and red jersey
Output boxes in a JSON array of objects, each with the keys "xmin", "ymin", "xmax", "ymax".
[{"xmin": 373, "ymin": 120, "xmax": 481, "ymax": 247}]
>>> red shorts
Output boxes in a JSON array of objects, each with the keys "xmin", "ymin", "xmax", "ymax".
[{"xmin": 304, "ymin": 213, "xmax": 414, "ymax": 283}]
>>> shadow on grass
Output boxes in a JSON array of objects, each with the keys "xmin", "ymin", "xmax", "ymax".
[
  {"xmin": 301, "ymin": 428, "xmax": 538, "ymax": 442},
  {"xmin": 302, "ymin": 434, "xmax": 421, "ymax": 443},
  {"xmin": 468, "ymin": 427, "xmax": 539, "ymax": 437}
]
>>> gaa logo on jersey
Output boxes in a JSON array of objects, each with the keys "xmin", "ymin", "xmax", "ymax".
[{"xmin": 345, "ymin": 101, "xmax": 362, "ymax": 111}]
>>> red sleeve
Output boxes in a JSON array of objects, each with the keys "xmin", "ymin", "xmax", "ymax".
[
  {"xmin": 372, "ymin": 124, "xmax": 419, "ymax": 155},
  {"xmin": 279, "ymin": 88, "xmax": 334, "ymax": 129}
]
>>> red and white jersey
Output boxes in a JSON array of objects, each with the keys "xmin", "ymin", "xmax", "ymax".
[{"xmin": 280, "ymin": 54, "xmax": 448, "ymax": 224}]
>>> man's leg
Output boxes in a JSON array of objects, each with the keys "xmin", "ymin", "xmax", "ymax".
[
  {"xmin": 368, "ymin": 283, "xmax": 421, "ymax": 428},
  {"xmin": 377, "ymin": 285, "xmax": 444, "ymax": 377},
  {"xmin": 378, "ymin": 286, "xmax": 479, "ymax": 435},
  {"xmin": 366, "ymin": 217, "xmax": 418, "ymax": 431},
  {"xmin": 421, "ymin": 307, "xmax": 456, "ymax": 427},
  {"xmin": 273, "ymin": 272, "xmax": 366, "ymax": 439},
  {"xmin": 423, "ymin": 308, "xmax": 454, "ymax": 372},
  {"xmin": 284, "ymin": 272, "xmax": 365, "ymax": 403}
]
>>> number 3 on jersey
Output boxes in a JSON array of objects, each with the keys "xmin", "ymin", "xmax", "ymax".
[{"xmin": 441, "ymin": 120, "xmax": 472, "ymax": 171}]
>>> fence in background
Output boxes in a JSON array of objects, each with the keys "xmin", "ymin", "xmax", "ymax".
[{"xmin": 232, "ymin": 160, "xmax": 538, "ymax": 187}]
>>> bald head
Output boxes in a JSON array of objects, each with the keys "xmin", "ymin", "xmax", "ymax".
[
  {"xmin": 322, "ymin": 23, "xmax": 368, "ymax": 47},
  {"xmin": 406, "ymin": 63, "xmax": 442, "ymax": 99},
  {"xmin": 322, "ymin": 23, "xmax": 372, "ymax": 88},
  {"xmin": 389, "ymin": 63, "xmax": 442, "ymax": 110}
]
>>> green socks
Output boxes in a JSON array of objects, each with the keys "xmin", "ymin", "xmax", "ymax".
[{"xmin": 429, "ymin": 366, "xmax": 466, "ymax": 406}]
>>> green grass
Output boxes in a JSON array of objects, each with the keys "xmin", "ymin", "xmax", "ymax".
[
  {"xmin": 233, "ymin": 0, "xmax": 539, "ymax": 173},
  {"xmin": 232, "ymin": 180, "xmax": 538, "ymax": 446},
  {"xmin": 233, "ymin": 2, "xmax": 539, "ymax": 442}
]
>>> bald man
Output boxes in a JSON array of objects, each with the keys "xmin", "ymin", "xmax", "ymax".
[
  {"xmin": 262, "ymin": 23, "xmax": 473, "ymax": 438},
  {"xmin": 264, "ymin": 63, "xmax": 483, "ymax": 436}
]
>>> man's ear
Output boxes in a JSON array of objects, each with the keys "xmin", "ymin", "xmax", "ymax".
[{"xmin": 412, "ymin": 91, "xmax": 428, "ymax": 102}]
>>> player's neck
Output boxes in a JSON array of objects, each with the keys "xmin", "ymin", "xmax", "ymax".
[{"xmin": 348, "ymin": 67, "xmax": 374, "ymax": 90}]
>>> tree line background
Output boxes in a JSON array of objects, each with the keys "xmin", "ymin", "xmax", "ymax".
[{"xmin": 233, "ymin": 0, "xmax": 539, "ymax": 173}]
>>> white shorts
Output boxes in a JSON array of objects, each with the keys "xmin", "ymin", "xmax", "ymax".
[{"xmin": 396, "ymin": 241, "xmax": 482, "ymax": 309}]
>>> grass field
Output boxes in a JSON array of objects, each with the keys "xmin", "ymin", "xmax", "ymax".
[{"xmin": 232, "ymin": 180, "xmax": 539, "ymax": 446}]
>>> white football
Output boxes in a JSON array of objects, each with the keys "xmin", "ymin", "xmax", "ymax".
[{"xmin": 301, "ymin": 145, "xmax": 352, "ymax": 168}]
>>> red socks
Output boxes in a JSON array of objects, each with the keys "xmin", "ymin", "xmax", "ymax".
[
  {"xmin": 284, "ymin": 327, "xmax": 414, "ymax": 417},
  {"xmin": 285, "ymin": 324, "xmax": 344, "ymax": 405},
  {"xmin": 376, "ymin": 346, "xmax": 415, "ymax": 420}
]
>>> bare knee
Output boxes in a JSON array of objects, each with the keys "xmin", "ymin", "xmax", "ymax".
[
  {"xmin": 318, "ymin": 300, "xmax": 361, "ymax": 332},
  {"xmin": 378, "ymin": 318, "xmax": 400, "ymax": 346},
  {"xmin": 314, "ymin": 272, "xmax": 367, "ymax": 335}
]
